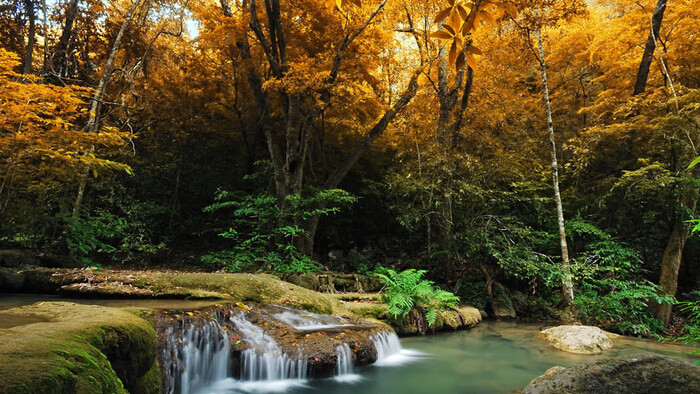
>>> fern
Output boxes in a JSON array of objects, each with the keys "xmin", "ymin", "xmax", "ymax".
[{"xmin": 376, "ymin": 268, "xmax": 460, "ymax": 327}]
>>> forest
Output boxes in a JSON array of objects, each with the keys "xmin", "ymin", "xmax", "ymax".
[{"xmin": 1, "ymin": 0, "xmax": 699, "ymax": 346}]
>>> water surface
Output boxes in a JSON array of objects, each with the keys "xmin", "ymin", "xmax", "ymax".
[{"xmin": 1, "ymin": 295, "xmax": 696, "ymax": 393}]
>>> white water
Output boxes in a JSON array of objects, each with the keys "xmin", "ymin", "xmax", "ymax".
[
  {"xmin": 334, "ymin": 343, "xmax": 362, "ymax": 383},
  {"xmin": 164, "ymin": 312, "xmax": 421, "ymax": 394},
  {"xmin": 230, "ymin": 313, "xmax": 308, "ymax": 382},
  {"xmin": 371, "ymin": 331, "xmax": 424, "ymax": 367},
  {"xmin": 163, "ymin": 320, "xmax": 231, "ymax": 394},
  {"xmin": 272, "ymin": 306, "xmax": 353, "ymax": 331}
]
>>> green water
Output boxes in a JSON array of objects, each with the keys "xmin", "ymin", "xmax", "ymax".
[{"xmin": 304, "ymin": 322, "xmax": 697, "ymax": 394}]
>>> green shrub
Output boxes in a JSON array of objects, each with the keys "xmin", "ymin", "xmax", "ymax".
[
  {"xmin": 203, "ymin": 188, "xmax": 355, "ymax": 273},
  {"xmin": 375, "ymin": 268, "xmax": 460, "ymax": 326},
  {"xmin": 568, "ymin": 218, "xmax": 673, "ymax": 336}
]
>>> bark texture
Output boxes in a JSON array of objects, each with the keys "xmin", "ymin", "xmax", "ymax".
[
  {"xmin": 632, "ymin": 0, "xmax": 667, "ymax": 95},
  {"xmin": 537, "ymin": 28, "xmax": 574, "ymax": 306}
]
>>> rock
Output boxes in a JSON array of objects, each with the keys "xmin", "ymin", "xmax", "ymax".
[
  {"xmin": 491, "ymin": 282, "xmax": 516, "ymax": 318},
  {"xmin": 540, "ymin": 325, "xmax": 613, "ymax": 354},
  {"xmin": 0, "ymin": 268, "xmax": 348, "ymax": 315},
  {"xmin": 0, "ymin": 249, "xmax": 39, "ymax": 267},
  {"xmin": 0, "ymin": 302, "xmax": 160, "ymax": 394},
  {"xmin": 392, "ymin": 305, "xmax": 483, "ymax": 335},
  {"xmin": 523, "ymin": 353, "xmax": 700, "ymax": 394}
]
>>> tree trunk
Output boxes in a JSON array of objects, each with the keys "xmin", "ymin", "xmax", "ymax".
[
  {"xmin": 84, "ymin": 0, "xmax": 143, "ymax": 133},
  {"xmin": 633, "ymin": 0, "xmax": 667, "ymax": 95},
  {"xmin": 73, "ymin": 0, "xmax": 143, "ymax": 219},
  {"xmin": 22, "ymin": 0, "xmax": 35, "ymax": 74},
  {"xmin": 536, "ymin": 28, "xmax": 575, "ymax": 306},
  {"xmin": 49, "ymin": 0, "xmax": 80, "ymax": 82},
  {"xmin": 654, "ymin": 175, "xmax": 698, "ymax": 325}
]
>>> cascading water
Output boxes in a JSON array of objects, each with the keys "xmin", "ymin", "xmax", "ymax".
[
  {"xmin": 161, "ymin": 319, "xmax": 231, "ymax": 394},
  {"xmin": 158, "ymin": 305, "xmax": 420, "ymax": 394},
  {"xmin": 371, "ymin": 331, "xmax": 423, "ymax": 367},
  {"xmin": 230, "ymin": 313, "xmax": 308, "ymax": 382},
  {"xmin": 271, "ymin": 305, "xmax": 353, "ymax": 331},
  {"xmin": 333, "ymin": 343, "xmax": 362, "ymax": 383}
]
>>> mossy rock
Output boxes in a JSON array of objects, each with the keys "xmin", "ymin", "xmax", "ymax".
[
  {"xmin": 345, "ymin": 301, "xmax": 390, "ymax": 320},
  {"xmin": 0, "ymin": 302, "xmax": 159, "ymax": 394},
  {"xmin": 0, "ymin": 269, "xmax": 348, "ymax": 315}
]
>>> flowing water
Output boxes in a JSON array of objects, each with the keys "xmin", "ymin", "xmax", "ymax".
[{"xmin": 1, "ymin": 295, "xmax": 697, "ymax": 394}]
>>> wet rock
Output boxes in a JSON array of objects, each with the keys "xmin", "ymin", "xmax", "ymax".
[
  {"xmin": 522, "ymin": 353, "xmax": 700, "ymax": 394},
  {"xmin": 540, "ymin": 325, "xmax": 613, "ymax": 354}
]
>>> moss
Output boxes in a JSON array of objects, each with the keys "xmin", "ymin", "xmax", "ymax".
[
  {"xmin": 132, "ymin": 360, "xmax": 161, "ymax": 394},
  {"xmin": 0, "ymin": 302, "xmax": 158, "ymax": 394},
  {"xmin": 345, "ymin": 302, "xmax": 390, "ymax": 320},
  {"xmin": 1, "ymin": 269, "xmax": 348, "ymax": 315}
]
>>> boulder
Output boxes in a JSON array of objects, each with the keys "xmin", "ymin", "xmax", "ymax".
[
  {"xmin": 540, "ymin": 325, "xmax": 613, "ymax": 354},
  {"xmin": 0, "ymin": 302, "xmax": 160, "ymax": 394},
  {"xmin": 522, "ymin": 353, "xmax": 700, "ymax": 394}
]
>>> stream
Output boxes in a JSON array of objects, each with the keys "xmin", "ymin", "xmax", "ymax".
[{"xmin": 1, "ymin": 295, "xmax": 697, "ymax": 393}]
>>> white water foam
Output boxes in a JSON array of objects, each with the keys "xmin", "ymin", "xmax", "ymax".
[
  {"xmin": 202, "ymin": 377, "xmax": 309, "ymax": 393},
  {"xmin": 370, "ymin": 331, "xmax": 424, "ymax": 367},
  {"xmin": 272, "ymin": 306, "xmax": 353, "ymax": 331}
]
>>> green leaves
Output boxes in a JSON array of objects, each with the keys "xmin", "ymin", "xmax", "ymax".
[
  {"xmin": 376, "ymin": 268, "xmax": 459, "ymax": 327},
  {"xmin": 202, "ymin": 188, "xmax": 355, "ymax": 273}
]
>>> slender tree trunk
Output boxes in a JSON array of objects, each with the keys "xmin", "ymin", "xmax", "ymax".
[
  {"xmin": 85, "ymin": 0, "xmax": 142, "ymax": 133},
  {"xmin": 633, "ymin": 0, "xmax": 667, "ymax": 95},
  {"xmin": 22, "ymin": 0, "xmax": 35, "ymax": 74},
  {"xmin": 72, "ymin": 0, "xmax": 142, "ymax": 219},
  {"xmin": 536, "ymin": 28, "xmax": 574, "ymax": 306},
  {"xmin": 654, "ymin": 173, "xmax": 698, "ymax": 324}
]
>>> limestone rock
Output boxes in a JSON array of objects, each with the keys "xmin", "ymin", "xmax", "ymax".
[
  {"xmin": 540, "ymin": 325, "xmax": 613, "ymax": 354},
  {"xmin": 522, "ymin": 353, "xmax": 700, "ymax": 394}
]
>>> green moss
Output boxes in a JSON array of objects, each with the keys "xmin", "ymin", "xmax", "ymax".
[
  {"xmin": 346, "ymin": 302, "xmax": 390, "ymax": 320},
  {"xmin": 0, "ymin": 302, "xmax": 158, "ymax": 394},
  {"xmin": 3, "ymin": 269, "xmax": 349, "ymax": 315}
]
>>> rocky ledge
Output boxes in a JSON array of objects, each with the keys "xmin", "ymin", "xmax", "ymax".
[{"xmin": 523, "ymin": 353, "xmax": 700, "ymax": 394}]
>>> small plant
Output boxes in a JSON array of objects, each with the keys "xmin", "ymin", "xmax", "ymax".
[{"xmin": 375, "ymin": 268, "xmax": 460, "ymax": 327}]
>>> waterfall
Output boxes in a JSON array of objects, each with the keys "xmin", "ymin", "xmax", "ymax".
[
  {"xmin": 371, "ymin": 331, "xmax": 423, "ymax": 367},
  {"xmin": 162, "ymin": 319, "xmax": 231, "ymax": 394},
  {"xmin": 333, "ymin": 343, "xmax": 362, "ymax": 383},
  {"xmin": 230, "ymin": 313, "xmax": 308, "ymax": 381}
]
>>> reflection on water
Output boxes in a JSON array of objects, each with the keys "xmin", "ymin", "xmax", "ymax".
[{"xmin": 1, "ymin": 295, "xmax": 697, "ymax": 394}]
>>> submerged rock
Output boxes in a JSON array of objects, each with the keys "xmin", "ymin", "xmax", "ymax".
[
  {"xmin": 522, "ymin": 353, "xmax": 700, "ymax": 394},
  {"xmin": 540, "ymin": 325, "xmax": 613, "ymax": 354}
]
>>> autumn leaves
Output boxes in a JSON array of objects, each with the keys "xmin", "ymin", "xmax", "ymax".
[{"xmin": 431, "ymin": 0, "xmax": 518, "ymax": 70}]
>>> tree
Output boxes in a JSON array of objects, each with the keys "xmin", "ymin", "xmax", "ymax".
[
  {"xmin": 511, "ymin": 0, "xmax": 586, "ymax": 307},
  {"xmin": 0, "ymin": 49, "xmax": 130, "ymax": 221},
  {"xmin": 633, "ymin": 0, "xmax": 667, "ymax": 95}
]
